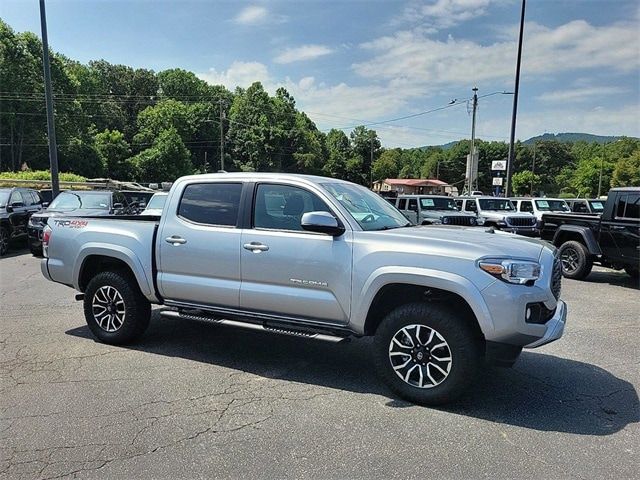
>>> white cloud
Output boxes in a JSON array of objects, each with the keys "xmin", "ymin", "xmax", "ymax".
[
  {"xmin": 274, "ymin": 44, "xmax": 334, "ymax": 64},
  {"xmin": 537, "ymin": 86, "xmax": 628, "ymax": 103},
  {"xmin": 198, "ymin": 61, "xmax": 272, "ymax": 90},
  {"xmin": 395, "ymin": 0, "xmax": 497, "ymax": 29},
  {"xmin": 354, "ymin": 20, "xmax": 640, "ymax": 88},
  {"xmin": 232, "ymin": 5, "xmax": 286, "ymax": 25}
]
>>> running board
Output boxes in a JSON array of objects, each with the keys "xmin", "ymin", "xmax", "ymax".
[{"xmin": 160, "ymin": 310, "xmax": 348, "ymax": 343}]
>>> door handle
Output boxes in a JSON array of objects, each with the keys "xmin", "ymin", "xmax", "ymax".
[
  {"xmin": 243, "ymin": 242, "xmax": 269, "ymax": 252},
  {"xmin": 165, "ymin": 235, "xmax": 187, "ymax": 245}
]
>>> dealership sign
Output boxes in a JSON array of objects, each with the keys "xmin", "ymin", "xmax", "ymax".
[{"xmin": 491, "ymin": 160, "xmax": 507, "ymax": 171}]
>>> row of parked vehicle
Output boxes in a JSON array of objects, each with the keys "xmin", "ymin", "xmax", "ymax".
[
  {"xmin": 388, "ymin": 189, "xmax": 639, "ymax": 280},
  {"xmin": 0, "ymin": 187, "xmax": 168, "ymax": 256}
]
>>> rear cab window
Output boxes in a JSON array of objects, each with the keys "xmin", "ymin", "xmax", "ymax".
[
  {"xmin": 615, "ymin": 194, "xmax": 640, "ymax": 220},
  {"xmin": 178, "ymin": 183, "xmax": 243, "ymax": 226}
]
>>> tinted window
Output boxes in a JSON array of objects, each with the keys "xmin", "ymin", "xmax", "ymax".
[
  {"xmin": 179, "ymin": 183, "xmax": 242, "ymax": 226},
  {"xmin": 254, "ymin": 184, "xmax": 330, "ymax": 231},
  {"xmin": 49, "ymin": 192, "xmax": 111, "ymax": 210},
  {"xmin": 479, "ymin": 199, "xmax": 514, "ymax": 211},
  {"xmin": 535, "ymin": 199, "xmax": 570, "ymax": 212},
  {"xmin": 408, "ymin": 199, "xmax": 418, "ymax": 211},
  {"xmin": 9, "ymin": 190, "xmax": 24, "ymax": 205},
  {"xmin": 520, "ymin": 201, "xmax": 533, "ymax": 212},
  {"xmin": 616, "ymin": 194, "xmax": 640, "ymax": 219},
  {"xmin": 464, "ymin": 200, "xmax": 477, "ymax": 212},
  {"xmin": 573, "ymin": 201, "xmax": 588, "ymax": 213},
  {"xmin": 30, "ymin": 190, "xmax": 42, "ymax": 205},
  {"xmin": 420, "ymin": 197, "xmax": 457, "ymax": 210},
  {"xmin": 397, "ymin": 199, "xmax": 407, "ymax": 210}
]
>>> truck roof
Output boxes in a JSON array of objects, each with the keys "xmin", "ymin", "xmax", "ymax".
[
  {"xmin": 608, "ymin": 186, "xmax": 639, "ymax": 192},
  {"xmin": 176, "ymin": 172, "xmax": 353, "ymax": 186}
]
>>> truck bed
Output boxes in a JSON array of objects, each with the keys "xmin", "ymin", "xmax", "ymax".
[{"xmin": 540, "ymin": 212, "xmax": 599, "ymax": 241}]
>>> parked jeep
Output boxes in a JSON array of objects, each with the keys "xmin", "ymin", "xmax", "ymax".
[
  {"xmin": 540, "ymin": 187, "xmax": 639, "ymax": 280},
  {"xmin": 0, "ymin": 187, "xmax": 44, "ymax": 256},
  {"xmin": 395, "ymin": 195, "xmax": 478, "ymax": 226},
  {"xmin": 455, "ymin": 196, "xmax": 538, "ymax": 235}
]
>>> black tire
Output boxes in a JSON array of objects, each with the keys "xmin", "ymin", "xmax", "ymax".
[
  {"xmin": 30, "ymin": 246, "xmax": 42, "ymax": 257},
  {"xmin": 558, "ymin": 240, "xmax": 593, "ymax": 280},
  {"xmin": 373, "ymin": 302, "xmax": 481, "ymax": 405},
  {"xmin": 83, "ymin": 270, "xmax": 151, "ymax": 345},
  {"xmin": 0, "ymin": 227, "xmax": 8, "ymax": 256}
]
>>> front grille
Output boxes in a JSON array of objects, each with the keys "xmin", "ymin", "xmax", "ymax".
[
  {"xmin": 443, "ymin": 216, "xmax": 475, "ymax": 226},
  {"xmin": 506, "ymin": 216, "xmax": 536, "ymax": 227},
  {"xmin": 551, "ymin": 256, "xmax": 562, "ymax": 300}
]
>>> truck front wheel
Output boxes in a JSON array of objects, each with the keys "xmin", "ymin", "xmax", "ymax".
[
  {"xmin": 558, "ymin": 240, "xmax": 593, "ymax": 280},
  {"xmin": 83, "ymin": 270, "xmax": 151, "ymax": 344},
  {"xmin": 373, "ymin": 303, "xmax": 481, "ymax": 405}
]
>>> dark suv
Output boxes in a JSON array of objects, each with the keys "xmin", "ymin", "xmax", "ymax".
[
  {"xmin": 28, "ymin": 190, "xmax": 136, "ymax": 255},
  {"xmin": 0, "ymin": 187, "xmax": 44, "ymax": 256}
]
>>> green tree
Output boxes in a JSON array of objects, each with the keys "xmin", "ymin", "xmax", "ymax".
[
  {"xmin": 611, "ymin": 151, "xmax": 640, "ymax": 187},
  {"xmin": 511, "ymin": 170, "xmax": 541, "ymax": 196},
  {"xmin": 323, "ymin": 129, "xmax": 351, "ymax": 178},
  {"xmin": 95, "ymin": 129, "xmax": 132, "ymax": 180},
  {"xmin": 132, "ymin": 128, "xmax": 193, "ymax": 182},
  {"xmin": 372, "ymin": 149, "xmax": 401, "ymax": 181},
  {"xmin": 349, "ymin": 126, "xmax": 381, "ymax": 184}
]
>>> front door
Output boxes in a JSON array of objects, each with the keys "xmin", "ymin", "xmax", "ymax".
[
  {"xmin": 240, "ymin": 183, "xmax": 352, "ymax": 324},
  {"xmin": 158, "ymin": 182, "xmax": 243, "ymax": 307}
]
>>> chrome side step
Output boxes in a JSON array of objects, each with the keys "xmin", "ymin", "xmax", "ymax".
[{"xmin": 160, "ymin": 310, "xmax": 348, "ymax": 343}]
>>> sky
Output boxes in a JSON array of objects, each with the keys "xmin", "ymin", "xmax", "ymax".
[{"xmin": 1, "ymin": 0, "xmax": 639, "ymax": 148}]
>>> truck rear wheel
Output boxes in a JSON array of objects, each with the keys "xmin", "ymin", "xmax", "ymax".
[
  {"xmin": 373, "ymin": 303, "xmax": 481, "ymax": 405},
  {"xmin": 0, "ymin": 227, "xmax": 9, "ymax": 256},
  {"xmin": 83, "ymin": 270, "xmax": 151, "ymax": 344},
  {"xmin": 558, "ymin": 240, "xmax": 593, "ymax": 280},
  {"xmin": 624, "ymin": 266, "xmax": 639, "ymax": 279}
]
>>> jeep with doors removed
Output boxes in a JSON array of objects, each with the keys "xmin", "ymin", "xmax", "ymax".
[
  {"xmin": 540, "ymin": 187, "xmax": 639, "ymax": 280},
  {"xmin": 41, "ymin": 173, "xmax": 566, "ymax": 405},
  {"xmin": 395, "ymin": 195, "xmax": 478, "ymax": 226}
]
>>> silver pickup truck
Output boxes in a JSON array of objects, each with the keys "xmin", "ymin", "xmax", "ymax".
[{"xmin": 41, "ymin": 173, "xmax": 566, "ymax": 405}]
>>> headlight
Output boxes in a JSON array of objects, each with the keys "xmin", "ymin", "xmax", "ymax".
[{"xmin": 479, "ymin": 259, "xmax": 541, "ymax": 285}]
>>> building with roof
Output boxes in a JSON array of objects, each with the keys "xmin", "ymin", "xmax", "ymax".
[{"xmin": 372, "ymin": 178, "xmax": 457, "ymax": 196}]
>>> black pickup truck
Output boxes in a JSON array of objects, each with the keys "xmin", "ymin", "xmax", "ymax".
[{"xmin": 540, "ymin": 187, "xmax": 639, "ymax": 280}]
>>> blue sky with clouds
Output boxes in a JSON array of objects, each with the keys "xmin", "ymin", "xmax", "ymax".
[{"xmin": 2, "ymin": 0, "xmax": 639, "ymax": 147}]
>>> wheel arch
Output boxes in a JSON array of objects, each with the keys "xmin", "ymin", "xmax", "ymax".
[{"xmin": 553, "ymin": 226, "xmax": 601, "ymax": 255}]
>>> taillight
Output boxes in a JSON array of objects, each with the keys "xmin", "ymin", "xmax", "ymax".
[{"xmin": 42, "ymin": 225, "xmax": 52, "ymax": 258}]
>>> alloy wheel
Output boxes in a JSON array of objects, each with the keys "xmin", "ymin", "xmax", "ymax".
[
  {"xmin": 560, "ymin": 247, "xmax": 579, "ymax": 274},
  {"xmin": 388, "ymin": 324, "xmax": 452, "ymax": 388},
  {"xmin": 92, "ymin": 286, "xmax": 126, "ymax": 332}
]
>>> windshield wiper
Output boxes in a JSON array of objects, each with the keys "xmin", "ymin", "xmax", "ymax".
[{"xmin": 371, "ymin": 222, "xmax": 412, "ymax": 231}]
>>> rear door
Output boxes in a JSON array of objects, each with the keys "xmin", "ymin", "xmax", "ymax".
[
  {"xmin": 239, "ymin": 182, "xmax": 352, "ymax": 323},
  {"xmin": 157, "ymin": 181, "xmax": 243, "ymax": 307},
  {"xmin": 8, "ymin": 190, "xmax": 28, "ymax": 236},
  {"xmin": 601, "ymin": 193, "xmax": 640, "ymax": 261}
]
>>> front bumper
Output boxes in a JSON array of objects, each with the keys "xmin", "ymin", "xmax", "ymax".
[{"xmin": 525, "ymin": 300, "xmax": 566, "ymax": 348}]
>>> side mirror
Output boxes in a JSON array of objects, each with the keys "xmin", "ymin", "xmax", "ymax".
[
  {"xmin": 301, "ymin": 211, "xmax": 345, "ymax": 236},
  {"xmin": 5, "ymin": 205, "xmax": 13, "ymax": 213},
  {"xmin": 11, "ymin": 201, "xmax": 24, "ymax": 208}
]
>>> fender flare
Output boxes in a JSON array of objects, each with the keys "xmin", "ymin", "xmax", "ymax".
[
  {"xmin": 351, "ymin": 267, "xmax": 495, "ymax": 337},
  {"xmin": 552, "ymin": 225, "xmax": 601, "ymax": 255},
  {"xmin": 73, "ymin": 243, "xmax": 155, "ymax": 299}
]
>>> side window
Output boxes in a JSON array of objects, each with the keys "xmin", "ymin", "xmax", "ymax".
[
  {"xmin": 574, "ymin": 201, "xmax": 587, "ymax": 213},
  {"xmin": 19, "ymin": 190, "xmax": 33, "ymax": 206},
  {"xmin": 397, "ymin": 199, "xmax": 407, "ymax": 210},
  {"xmin": 254, "ymin": 184, "xmax": 330, "ymax": 232},
  {"xmin": 521, "ymin": 201, "xmax": 533, "ymax": 212},
  {"xmin": 178, "ymin": 183, "xmax": 242, "ymax": 226},
  {"xmin": 30, "ymin": 191, "xmax": 42, "ymax": 205},
  {"xmin": 617, "ymin": 194, "xmax": 639, "ymax": 219},
  {"xmin": 407, "ymin": 199, "xmax": 418, "ymax": 211},
  {"xmin": 455, "ymin": 200, "xmax": 463, "ymax": 210},
  {"xmin": 464, "ymin": 200, "xmax": 477, "ymax": 212},
  {"xmin": 9, "ymin": 190, "xmax": 24, "ymax": 206}
]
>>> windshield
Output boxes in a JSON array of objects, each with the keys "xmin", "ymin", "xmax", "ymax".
[
  {"xmin": 323, "ymin": 183, "xmax": 409, "ymax": 231},
  {"xmin": 535, "ymin": 199, "xmax": 570, "ymax": 212},
  {"xmin": 588, "ymin": 200, "xmax": 605, "ymax": 212},
  {"xmin": 0, "ymin": 190, "xmax": 9, "ymax": 208},
  {"xmin": 478, "ymin": 199, "xmax": 514, "ymax": 211},
  {"xmin": 48, "ymin": 192, "xmax": 110, "ymax": 211},
  {"xmin": 420, "ymin": 197, "xmax": 457, "ymax": 211},
  {"xmin": 146, "ymin": 194, "xmax": 167, "ymax": 210}
]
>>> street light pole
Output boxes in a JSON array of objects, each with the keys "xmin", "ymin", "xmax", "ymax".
[
  {"xmin": 39, "ymin": 0, "xmax": 60, "ymax": 198},
  {"xmin": 505, "ymin": 0, "xmax": 526, "ymax": 198}
]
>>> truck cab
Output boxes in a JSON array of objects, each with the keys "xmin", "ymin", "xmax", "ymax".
[
  {"xmin": 511, "ymin": 197, "xmax": 571, "ymax": 221},
  {"xmin": 395, "ymin": 194, "xmax": 478, "ymax": 226},
  {"xmin": 566, "ymin": 198, "xmax": 605, "ymax": 216}
]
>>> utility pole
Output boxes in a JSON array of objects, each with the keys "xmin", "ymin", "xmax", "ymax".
[
  {"xmin": 219, "ymin": 100, "xmax": 225, "ymax": 171},
  {"xmin": 505, "ymin": 0, "xmax": 526, "ymax": 198},
  {"xmin": 467, "ymin": 87, "xmax": 479, "ymax": 194},
  {"xmin": 370, "ymin": 136, "xmax": 374, "ymax": 187},
  {"xmin": 530, "ymin": 142, "xmax": 536, "ymax": 196},
  {"xmin": 39, "ymin": 0, "xmax": 59, "ymax": 198},
  {"xmin": 203, "ymin": 151, "xmax": 208, "ymax": 173}
]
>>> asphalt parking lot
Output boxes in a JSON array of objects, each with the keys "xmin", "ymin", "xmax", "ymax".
[{"xmin": 1, "ymin": 249, "xmax": 638, "ymax": 480}]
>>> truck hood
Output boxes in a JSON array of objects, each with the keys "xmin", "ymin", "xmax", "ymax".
[{"xmin": 369, "ymin": 225, "xmax": 546, "ymax": 261}]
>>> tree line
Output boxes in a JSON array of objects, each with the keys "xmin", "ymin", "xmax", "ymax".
[{"xmin": 1, "ymin": 19, "xmax": 638, "ymax": 197}]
